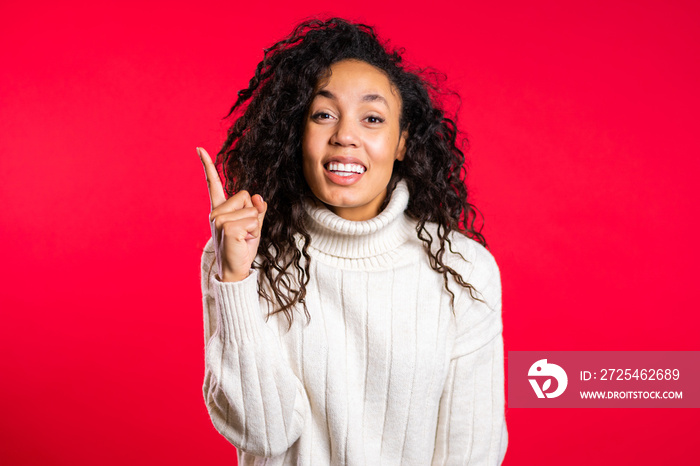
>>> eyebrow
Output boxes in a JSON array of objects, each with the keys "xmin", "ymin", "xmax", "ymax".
[{"xmin": 316, "ymin": 89, "xmax": 389, "ymax": 107}]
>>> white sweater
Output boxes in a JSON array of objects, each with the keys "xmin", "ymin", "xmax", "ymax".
[{"xmin": 201, "ymin": 181, "xmax": 507, "ymax": 465}]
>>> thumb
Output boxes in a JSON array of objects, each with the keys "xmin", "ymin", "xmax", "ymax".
[{"xmin": 252, "ymin": 194, "xmax": 267, "ymax": 227}]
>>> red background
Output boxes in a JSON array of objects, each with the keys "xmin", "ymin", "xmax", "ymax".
[{"xmin": 1, "ymin": 0, "xmax": 698, "ymax": 464}]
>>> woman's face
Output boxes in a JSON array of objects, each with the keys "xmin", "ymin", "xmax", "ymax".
[{"xmin": 302, "ymin": 59, "xmax": 406, "ymax": 221}]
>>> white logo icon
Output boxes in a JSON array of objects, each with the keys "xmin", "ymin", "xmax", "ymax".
[{"xmin": 528, "ymin": 359, "xmax": 568, "ymax": 398}]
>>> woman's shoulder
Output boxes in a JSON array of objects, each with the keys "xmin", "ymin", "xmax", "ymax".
[
  {"xmin": 419, "ymin": 222, "xmax": 498, "ymax": 274},
  {"xmin": 417, "ymin": 222, "xmax": 501, "ymax": 303},
  {"xmin": 443, "ymin": 230, "xmax": 503, "ymax": 356}
]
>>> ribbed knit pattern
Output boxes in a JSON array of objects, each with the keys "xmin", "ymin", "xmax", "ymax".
[{"xmin": 201, "ymin": 181, "xmax": 507, "ymax": 465}]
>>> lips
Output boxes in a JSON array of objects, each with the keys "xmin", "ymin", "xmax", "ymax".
[
  {"xmin": 323, "ymin": 157, "xmax": 366, "ymax": 185},
  {"xmin": 325, "ymin": 161, "xmax": 366, "ymax": 176}
]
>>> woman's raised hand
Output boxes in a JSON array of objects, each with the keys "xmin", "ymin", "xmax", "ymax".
[{"xmin": 198, "ymin": 147, "xmax": 267, "ymax": 282}]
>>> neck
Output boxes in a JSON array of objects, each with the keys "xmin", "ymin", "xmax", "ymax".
[
  {"xmin": 302, "ymin": 180, "xmax": 414, "ymax": 262},
  {"xmin": 323, "ymin": 192, "xmax": 387, "ymax": 221}
]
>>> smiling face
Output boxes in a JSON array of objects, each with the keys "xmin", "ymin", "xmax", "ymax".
[{"xmin": 302, "ymin": 59, "xmax": 407, "ymax": 221}]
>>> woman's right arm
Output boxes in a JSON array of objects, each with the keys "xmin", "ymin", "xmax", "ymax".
[
  {"xmin": 198, "ymin": 148, "xmax": 310, "ymax": 457},
  {"xmin": 201, "ymin": 243, "xmax": 310, "ymax": 457}
]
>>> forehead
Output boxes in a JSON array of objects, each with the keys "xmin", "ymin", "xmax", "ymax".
[{"xmin": 314, "ymin": 59, "xmax": 401, "ymax": 108}]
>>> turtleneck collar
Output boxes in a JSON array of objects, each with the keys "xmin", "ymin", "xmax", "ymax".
[{"xmin": 302, "ymin": 180, "xmax": 416, "ymax": 263}]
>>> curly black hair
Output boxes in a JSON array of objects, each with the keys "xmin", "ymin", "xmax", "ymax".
[{"xmin": 216, "ymin": 18, "xmax": 486, "ymax": 328}]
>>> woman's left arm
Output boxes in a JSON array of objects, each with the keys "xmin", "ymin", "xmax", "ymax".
[{"xmin": 431, "ymin": 243, "xmax": 507, "ymax": 465}]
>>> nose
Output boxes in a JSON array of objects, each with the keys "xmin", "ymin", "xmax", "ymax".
[{"xmin": 330, "ymin": 117, "xmax": 359, "ymax": 147}]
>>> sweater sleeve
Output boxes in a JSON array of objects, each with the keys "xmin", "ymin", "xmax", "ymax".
[
  {"xmin": 431, "ymin": 242, "xmax": 508, "ymax": 465},
  {"xmin": 201, "ymin": 239, "xmax": 311, "ymax": 457}
]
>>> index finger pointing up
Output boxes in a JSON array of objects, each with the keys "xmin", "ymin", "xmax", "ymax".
[{"xmin": 197, "ymin": 147, "xmax": 227, "ymax": 209}]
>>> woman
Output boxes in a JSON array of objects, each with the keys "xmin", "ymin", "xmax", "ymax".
[{"xmin": 198, "ymin": 18, "xmax": 507, "ymax": 465}]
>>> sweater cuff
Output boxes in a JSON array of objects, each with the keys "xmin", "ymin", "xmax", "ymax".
[{"xmin": 212, "ymin": 269, "xmax": 266, "ymax": 345}]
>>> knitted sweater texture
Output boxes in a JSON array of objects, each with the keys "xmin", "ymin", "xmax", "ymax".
[{"xmin": 201, "ymin": 181, "xmax": 507, "ymax": 465}]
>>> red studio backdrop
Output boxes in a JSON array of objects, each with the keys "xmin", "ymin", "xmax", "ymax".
[{"xmin": 1, "ymin": 0, "xmax": 698, "ymax": 464}]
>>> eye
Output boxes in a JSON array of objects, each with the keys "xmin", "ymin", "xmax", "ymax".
[
  {"xmin": 365, "ymin": 115, "xmax": 385, "ymax": 124},
  {"xmin": 311, "ymin": 112, "xmax": 334, "ymax": 121}
]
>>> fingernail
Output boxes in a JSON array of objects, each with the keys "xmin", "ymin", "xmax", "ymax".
[{"xmin": 196, "ymin": 147, "xmax": 202, "ymax": 158}]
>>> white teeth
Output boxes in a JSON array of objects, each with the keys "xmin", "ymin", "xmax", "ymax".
[{"xmin": 326, "ymin": 162, "xmax": 366, "ymax": 174}]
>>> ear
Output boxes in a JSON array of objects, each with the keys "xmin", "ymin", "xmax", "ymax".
[{"xmin": 396, "ymin": 129, "xmax": 408, "ymax": 161}]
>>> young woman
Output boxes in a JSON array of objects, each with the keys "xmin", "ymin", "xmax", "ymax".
[{"xmin": 198, "ymin": 18, "xmax": 507, "ymax": 465}]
